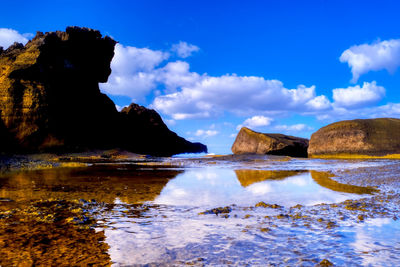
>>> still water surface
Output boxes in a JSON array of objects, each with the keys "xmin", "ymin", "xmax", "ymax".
[{"xmin": 0, "ymin": 156, "xmax": 399, "ymax": 266}]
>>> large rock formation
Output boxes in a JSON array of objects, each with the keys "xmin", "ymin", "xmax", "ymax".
[
  {"xmin": 119, "ymin": 103, "xmax": 206, "ymax": 156},
  {"xmin": 308, "ymin": 118, "xmax": 400, "ymax": 158},
  {"xmin": 231, "ymin": 127, "xmax": 309, "ymax": 157},
  {"xmin": 0, "ymin": 27, "xmax": 206, "ymax": 156}
]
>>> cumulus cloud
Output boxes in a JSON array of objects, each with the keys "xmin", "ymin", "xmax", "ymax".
[
  {"xmin": 100, "ymin": 41, "xmax": 398, "ymax": 125},
  {"xmin": 153, "ymin": 74, "xmax": 328, "ymax": 119},
  {"xmin": 306, "ymin": 95, "xmax": 331, "ymax": 110},
  {"xmin": 340, "ymin": 39, "xmax": 400, "ymax": 83},
  {"xmin": 100, "ymin": 42, "xmax": 332, "ymax": 119},
  {"xmin": 236, "ymin": 115, "xmax": 273, "ymax": 130},
  {"xmin": 158, "ymin": 61, "xmax": 202, "ymax": 91},
  {"xmin": 274, "ymin": 124, "xmax": 313, "ymax": 132},
  {"xmin": 0, "ymin": 28, "xmax": 30, "ymax": 49},
  {"xmin": 194, "ymin": 129, "xmax": 219, "ymax": 138},
  {"xmin": 100, "ymin": 43, "xmax": 204, "ymax": 101},
  {"xmin": 100, "ymin": 43, "xmax": 169, "ymax": 101},
  {"xmin": 332, "ymin": 81, "xmax": 385, "ymax": 108},
  {"xmin": 171, "ymin": 41, "xmax": 200, "ymax": 58}
]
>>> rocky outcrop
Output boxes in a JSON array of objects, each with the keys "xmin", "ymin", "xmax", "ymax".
[
  {"xmin": 231, "ymin": 127, "xmax": 309, "ymax": 157},
  {"xmin": 0, "ymin": 27, "xmax": 206, "ymax": 156},
  {"xmin": 119, "ymin": 103, "xmax": 206, "ymax": 156},
  {"xmin": 308, "ymin": 118, "xmax": 400, "ymax": 158}
]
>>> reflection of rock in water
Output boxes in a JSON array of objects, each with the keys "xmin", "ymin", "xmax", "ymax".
[
  {"xmin": 234, "ymin": 169, "xmax": 306, "ymax": 187},
  {"xmin": 310, "ymin": 171, "xmax": 378, "ymax": 194},
  {"xmin": 0, "ymin": 164, "xmax": 182, "ymax": 204},
  {"xmin": 0, "ymin": 165, "xmax": 182, "ymax": 265}
]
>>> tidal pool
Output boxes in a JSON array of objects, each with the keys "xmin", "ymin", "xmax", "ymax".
[{"xmin": 0, "ymin": 156, "xmax": 399, "ymax": 266}]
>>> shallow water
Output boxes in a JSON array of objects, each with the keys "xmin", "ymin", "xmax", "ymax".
[
  {"xmin": 155, "ymin": 168, "xmax": 373, "ymax": 207},
  {"xmin": 0, "ymin": 156, "xmax": 399, "ymax": 266}
]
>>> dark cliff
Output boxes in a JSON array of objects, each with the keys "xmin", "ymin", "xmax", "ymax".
[{"xmin": 0, "ymin": 27, "xmax": 207, "ymax": 156}]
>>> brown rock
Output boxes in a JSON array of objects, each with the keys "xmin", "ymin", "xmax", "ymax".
[
  {"xmin": 235, "ymin": 169, "xmax": 306, "ymax": 187},
  {"xmin": 308, "ymin": 118, "xmax": 400, "ymax": 157},
  {"xmin": 231, "ymin": 127, "xmax": 309, "ymax": 157},
  {"xmin": 0, "ymin": 27, "xmax": 206, "ymax": 156}
]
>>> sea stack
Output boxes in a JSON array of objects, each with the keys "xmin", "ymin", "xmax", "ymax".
[
  {"xmin": 0, "ymin": 27, "xmax": 206, "ymax": 156},
  {"xmin": 231, "ymin": 127, "xmax": 309, "ymax": 157},
  {"xmin": 308, "ymin": 118, "xmax": 400, "ymax": 158}
]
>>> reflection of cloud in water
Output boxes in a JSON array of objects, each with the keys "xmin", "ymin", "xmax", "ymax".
[
  {"xmin": 154, "ymin": 168, "xmax": 367, "ymax": 207},
  {"xmin": 104, "ymin": 203, "xmax": 253, "ymax": 265},
  {"xmin": 246, "ymin": 183, "xmax": 272, "ymax": 195},
  {"xmin": 349, "ymin": 218, "xmax": 400, "ymax": 266}
]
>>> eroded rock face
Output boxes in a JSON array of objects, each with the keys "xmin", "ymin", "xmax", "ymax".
[
  {"xmin": 308, "ymin": 118, "xmax": 400, "ymax": 157},
  {"xmin": 231, "ymin": 127, "xmax": 309, "ymax": 157},
  {"xmin": 0, "ymin": 27, "xmax": 206, "ymax": 156}
]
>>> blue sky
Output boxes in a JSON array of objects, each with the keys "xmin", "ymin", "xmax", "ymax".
[{"xmin": 1, "ymin": 0, "xmax": 400, "ymax": 154}]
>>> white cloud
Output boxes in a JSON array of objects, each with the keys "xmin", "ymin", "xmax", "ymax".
[
  {"xmin": 0, "ymin": 28, "xmax": 29, "ymax": 49},
  {"xmin": 171, "ymin": 41, "xmax": 200, "ymax": 58},
  {"xmin": 158, "ymin": 61, "xmax": 202, "ymax": 91},
  {"xmin": 100, "ymin": 43, "xmax": 169, "ymax": 101},
  {"xmin": 100, "ymin": 41, "xmax": 396, "ymax": 125},
  {"xmin": 306, "ymin": 95, "xmax": 331, "ymax": 110},
  {"xmin": 332, "ymin": 81, "xmax": 385, "ymax": 108},
  {"xmin": 237, "ymin": 115, "xmax": 273, "ymax": 130},
  {"xmin": 153, "ymin": 74, "xmax": 328, "ymax": 119},
  {"xmin": 100, "ymin": 42, "xmax": 332, "ymax": 120},
  {"xmin": 340, "ymin": 39, "xmax": 400, "ymax": 83},
  {"xmin": 274, "ymin": 124, "xmax": 313, "ymax": 132},
  {"xmin": 100, "ymin": 43, "xmax": 203, "ymax": 101},
  {"xmin": 194, "ymin": 129, "xmax": 219, "ymax": 138}
]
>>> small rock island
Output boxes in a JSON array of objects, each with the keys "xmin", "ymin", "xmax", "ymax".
[
  {"xmin": 0, "ymin": 27, "xmax": 206, "ymax": 156},
  {"xmin": 231, "ymin": 127, "xmax": 309, "ymax": 157}
]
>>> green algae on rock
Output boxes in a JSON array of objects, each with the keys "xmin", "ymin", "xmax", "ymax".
[
  {"xmin": 0, "ymin": 199, "xmax": 111, "ymax": 266},
  {"xmin": 308, "ymin": 118, "xmax": 400, "ymax": 158}
]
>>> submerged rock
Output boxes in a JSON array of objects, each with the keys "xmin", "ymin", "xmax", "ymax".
[
  {"xmin": 231, "ymin": 127, "xmax": 308, "ymax": 157},
  {"xmin": 0, "ymin": 27, "xmax": 206, "ymax": 156},
  {"xmin": 308, "ymin": 118, "xmax": 400, "ymax": 158}
]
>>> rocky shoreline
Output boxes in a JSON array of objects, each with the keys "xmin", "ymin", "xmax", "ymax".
[{"xmin": 1, "ymin": 154, "xmax": 399, "ymax": 265}]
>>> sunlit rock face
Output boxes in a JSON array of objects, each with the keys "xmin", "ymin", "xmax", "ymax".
[
  {"xmin": 0, "ymin": 27, "xmax": 206, "ymax": 155},
  {"xmin": 231, "ymin": 127, "xmax": 308, "ymax": 157},
  {"xmin": 308, "ymin": 118, "xmax": 400, "ymax": 158}
]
